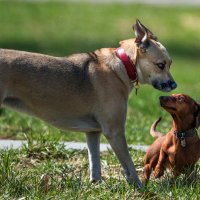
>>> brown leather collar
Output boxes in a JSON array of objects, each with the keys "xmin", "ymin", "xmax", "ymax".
[
  {"xmin": 174, "ymin": 128, "xmax": 198, "ymax": 147},
  {"xmin": 174, "ymin": 128, "xmax": 198, "ymax": 139}
]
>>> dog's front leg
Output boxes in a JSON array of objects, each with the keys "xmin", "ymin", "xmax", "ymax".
[
  {"xmin": 103, "ymin": 127, "xmax": 142, "ymax": 188},
  {"xmin": 154, "ymin": 149, "xmax": 167, "ymax": 178},
  {"xmin": 143, "ymin": 164, "xmax": 152, "ymax": 184},
  {"xmin": 86, "ymin": 132, "xmax": 101, "ymax": 182}
]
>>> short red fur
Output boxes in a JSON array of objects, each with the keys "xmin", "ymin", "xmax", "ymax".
[{"xmin": 143, "ymin": 94, "xmax": 200, "ymax": 183}]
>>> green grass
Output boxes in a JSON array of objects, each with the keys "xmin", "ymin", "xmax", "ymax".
[
  {"xmin": 0, "ymin": 2, "xmax": 200, "ymax": 198},
  {"xmin": 0, "ymin": 134, "xmax": 199, "ymax": 199}
]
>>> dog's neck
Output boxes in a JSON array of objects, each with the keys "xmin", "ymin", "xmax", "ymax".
[
  {"xmin": 96, "ymin": 39, "xmax": 141, "ymax": 94},
  {"xmin": 118, "ymin": 39, "xmax": 148, "ymax": 85},
  {"xmin": 115, "ymin": 47, "xmax": 137, "ymax": 82},
  {"xmin": 170, "ymin": 114, "xmax": 199, "ymax": 148},
  {"xmin": 113, "ymin": 39, "xmax": 138, "ymax": 92},
  {"xmin": 171, "ymin": 113, "xmax": 197, "ymax": 135}
]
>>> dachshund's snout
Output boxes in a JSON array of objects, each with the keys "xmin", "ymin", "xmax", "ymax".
[
  {"xmin": 159, "ymin": 96, "xmax": 176, "ymax": 102},
  {"xmin": 159, "ymin": 96, "xmax": 169, "ymax": 102},
  {"xmin": 159, "ymin": 96, "xmax": 177, "ymax": 109}
]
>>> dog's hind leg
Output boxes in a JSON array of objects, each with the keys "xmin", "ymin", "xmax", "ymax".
[{"xmin": 86, "ymin": 131, "xmax": 101, "ymax": 182}]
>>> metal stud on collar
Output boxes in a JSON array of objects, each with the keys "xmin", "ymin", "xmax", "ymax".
[
  {"xmin": 180, "ymin": 133, "xmax": 186, "ymax": 147},
  {"xmin": 174, "ymin": 131, "xmax": 186, "ymax": 147}
]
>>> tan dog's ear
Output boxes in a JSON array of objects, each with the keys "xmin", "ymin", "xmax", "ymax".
[
  {"xmin": 119, "ymin": 40, "xmax": 125, "ymax": 46},
  {"xmin": 133, "ymin": 19, "xmax": 157, "ymax": 45}
]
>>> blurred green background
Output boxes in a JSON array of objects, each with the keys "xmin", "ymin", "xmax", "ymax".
[{"xmin": 0, "ymin": 1, "xmax": 199, "ymax": 144}]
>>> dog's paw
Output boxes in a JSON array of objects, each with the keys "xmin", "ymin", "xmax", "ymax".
[
  {"xmin": 90, "ymin": 177, "xmax": 102, "ymax": 184},
  {"xmin": 154, "ymin": 167, "xmax": 164, "ymax": 178}
]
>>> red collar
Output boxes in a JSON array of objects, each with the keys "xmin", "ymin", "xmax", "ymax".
[{"xmin": 115, "ymin": 47, "xmax": 137, "ymax": 82}]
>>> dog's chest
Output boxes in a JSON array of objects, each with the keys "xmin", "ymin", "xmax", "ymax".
[{"xmin": 168, "ymin": 146, "xmax": 198, "ymax": 168}]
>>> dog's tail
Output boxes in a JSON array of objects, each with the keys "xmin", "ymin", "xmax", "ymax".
[{"xmin": 150, "ymin": 117, "xmax": 164, "ymax": 138}]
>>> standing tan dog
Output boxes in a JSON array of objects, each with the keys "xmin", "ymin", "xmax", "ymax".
[
  {"xmin": 0, "ymin": 20, "xmax": 176, "ymax": 188},
  {"xmin": 143, "ymin": 94, "xmax": 200, "ymax": 184}
]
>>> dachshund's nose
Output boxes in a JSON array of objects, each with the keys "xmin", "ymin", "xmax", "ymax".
[
  {"xmin": 159, "ymin": 96, "xmax": 167, "ymax": 101},
  {"xmin": 159, "ymin": 96, "xmax": 170, "ymax": 102},
  {"xmin": 159, "ymin": 96, "xmax": 165, "ymax": 100},
  {"xmin": 160, "ymin": 95, "xmax": 176, "ymax": 103}
]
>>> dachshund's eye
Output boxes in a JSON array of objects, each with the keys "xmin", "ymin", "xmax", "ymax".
[{"xmin": 156, "ymin": 62, "xmax": 166, "ymax": 70}]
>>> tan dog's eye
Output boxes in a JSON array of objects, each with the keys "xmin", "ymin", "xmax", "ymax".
[{"xmin": 155, "ymin": 62, "xmax": 166, "ymax": 70}]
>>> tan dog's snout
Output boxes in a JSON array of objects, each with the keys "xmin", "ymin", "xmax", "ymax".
[{"xmin": 153, "ymin": 79, "xmax": 177, "ymax": 92}]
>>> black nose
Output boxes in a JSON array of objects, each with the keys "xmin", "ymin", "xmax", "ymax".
[
  {"xmin": 161, "ymin": 81, "xmax": 177, "ymax": 90},
  {"xmin": 161, "ymin": 82, "xmax": 168, "ymax": 89},
  {"xmin": 167, "ymin": 80, "xmax": 177, "ymax": 89}
]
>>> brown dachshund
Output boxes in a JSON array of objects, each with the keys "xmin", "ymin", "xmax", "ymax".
[{"xmin": 143, "ymin": 94, "xmax": 200, "ymax": 183}]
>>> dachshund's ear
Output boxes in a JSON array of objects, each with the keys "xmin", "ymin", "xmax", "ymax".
[{"xmin": 196, "ymin": 103, "xmax": 200, "ymax": 128}]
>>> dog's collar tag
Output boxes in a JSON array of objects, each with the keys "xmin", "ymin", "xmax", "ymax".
[
  {"xmin": 134, "ymin": 81, "xmax": 140, "ymax": 95},
  {"xmin": 115, "ymin": 48, "xmax": 138, "ymax": 82},
  {"xmin": 180, "ymin": 136, "xmax": 186, "ymax": 147},
  {"xmin": 174, "ymin": 131, "xmax": 187, "ymax": 147}
]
